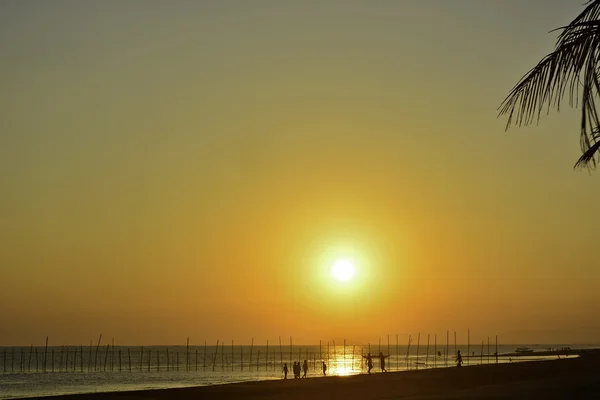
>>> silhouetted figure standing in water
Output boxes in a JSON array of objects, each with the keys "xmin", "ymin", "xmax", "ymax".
[
  {"xmin": 322, "ymin": 361, "xmax": 327, "ymax": 375},
  {"xmin": 366, "ymin": 353, "xmax": 373, "ymax": 374},
  {"xmin": 293, "ymin": 362, "xmax": 299, "ymax": 378},
  {"xmin": 455, "ymin": 350, "xmax": 463, "ymax": 367},
  {"xmin": 302, "ymin": 359, "xmax": 308, "ymax": 378},
  {"xmin": 379, "ymin": 352, "xmax": 387, "ymax": 372},
  {"xmin": 283, "ymin": 363, "xmax": 288, "ymax": 379}
]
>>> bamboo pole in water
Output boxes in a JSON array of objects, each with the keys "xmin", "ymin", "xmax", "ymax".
[
  {"xmin": 249, "ymin": 338, "xmax": 254, "ymax": 370},
  {"xmin": 487, "ymin": 337, "xmax": 490, "ymax": 364},
  {"xmin": 454, "ymin": 331, "xmax": 457, "ymax": 360},
  {"xmin": 434, "ymin": 334, "xmax": 437, "ymax": 368},
  {"xmin": 204, "ymin": 341, "xmax": 207, "ymax": 371},
  {"xmin": 3, "ymin": 347, "xmax": 6, "ymax": 373},
  {"xmin": 176, "ymin": 351, "xmax": 179, "ymax": 371},
  {"xmin": 445, "ymin": 330, "xmax": 449, "ymax": 367},
  {"xmin": 44, "ymin": 336, "xmax": 48, "ymax": 372},
  {"xmin": 467, "ymin": 329, "xmax": 470, "ymax": 366},
  {"xmin": 166, "ymin": 348, "xmax": 169, "ymax": 370},
  {"xmin": 266, "ymin": 340, "xmax": 269, "ymax": 371},
  {"xmin": 157, "ymin": 350, "xmax": 160, "ymax": 372},
  {"xmin": 212, "ymin": 340, "xmax": 219, "ymax": 371},
  {"xmin": 128, "ymin": 348, "xmax": 131, "ymax": 372},
  {"xmin": 112, "ymin": 339, "xmax": 115, "ymax": 372},
  {"xmin": 73, "ymin": 346, "xmax": 76, "ymax": 372},
  {"xmin": 12, "ymin": 347, "xmax": 15, "ymax": 373},
  {"xmin": 80, "ymin": 345, "xmax": 83, "ymax": 372},
  {"xmin": 221, "ymin": 341, "xmax": 224, "ymax": 371},
  {"xmin": 289, "ymin": 337, "xmax": 292, "ymax": 366},
  {"xmin": 333, "ymin": 341, "xmax": 336, "ymax": 371},
  {"xmin": 21, "ymin": 348, "xmax": 24, "ymax": 373},
  {"xmin": 94, "ymin": 334, "xmax": 102, "ymax": 372},
  {"xmin": 196, "ymin": 348, "xmax": 199, "ymax": 371},
  {"xmin": 378, "ymin": 337, "xmax": 381, "ymax": 353},
  {"xmin": 139, "ymin": 346, "xmax": 143, "ymax": 372},
  {"xmin": 327, "ymin": 342, "xmax": 330, "ymax": 370},
  {"xmin": 35, "ymin": 347, "xmax": 39, "ymax": 372},
  {"xmin": 28, "ymin": 344, "xmax": 32, "ymax": 372},
  {"xmin": 480, "ymin": 341, "xmax": 484, "ymax": 365},
  {"xmin": 119, "ymin": 348, "xmax": 122, "ymax": 372},
  {"xmin": 387, "ymin": 335, "xmax": 390, "ymax": 361},
  {"xmin": 396, "ymin": 334, "xmax": 399, "ymax": 371},
  {"xmin": 51, "ymin": 348, "xmax": 54, "ymax": 372},
  {"xmin": 257, "ymin": 350, "xmax": 260, "ymax": 370},
  {"xmin": 319, "ymin": 340, "xmax": 321, "ymax": 363},
  {"xmin": 343, "ymin": 339, "xmax": 346, "ymax": 372},
  {"xmin": 495, "ymin": 335, "xmax": 498, "ymax": 364},
  {"xmin": 405, "ymin": 335, "xmax": 411, "ymax": 371},
  {"xmin": 240, "ymin": 345, "xmax": 243, "ymax": 371},
  {"xmin": 416, "ymin": 333, "xmax": 420, "ymax": 370},
  {"xmin": 88, "ymin": 341, "xmax": 92, "ymax": 372},
  {"xmin": 104, "ymin": 345, "xmax": 109, "ymax": 372},
  {"xmin": 186, "ymin": 337, "xmax": 189, "ymax": 372},
  {"xmin": 231, "ymin": 340, "xmax": 234, "ymax": 372},
  {"xmin": 425, "ymin": 334, "xmax": 430, "ymax": 368},
  {"xmin": 279, "ymin": 337, "xmax": 283, "ymax": 368},
  {"xmin": 58, "ymin": 347, "xmax": 63, "ymax": 373},
  {"xmin": 64, "ymin": 346, "xmax": 68, "ymax": 373}
]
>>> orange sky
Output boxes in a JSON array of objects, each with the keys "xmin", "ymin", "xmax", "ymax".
[{"xmin": 1, "ymin": 0, "xmax": 599, "ymax": 346}]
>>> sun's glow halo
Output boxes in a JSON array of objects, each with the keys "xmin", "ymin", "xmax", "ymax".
[{"xmin": 331, "ymin": 259, "xmax": 355, "ymax": 281}]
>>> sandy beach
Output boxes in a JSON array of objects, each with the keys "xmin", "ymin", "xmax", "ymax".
[{"xmin": 35, "ymin": 354, "xmax": 600, "ymax": 400}]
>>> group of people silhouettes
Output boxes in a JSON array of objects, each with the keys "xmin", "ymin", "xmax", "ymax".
[
  {"xmin": 365, "ymin": 351, "xmax": 388, "ymax": 374},
  {"xmin": 282, "ymin": 360, "xmax": 311, "ymax": 379},
  {"xmin": 282, "ymin": 349, "xmax": 464, "ymax": 379}
]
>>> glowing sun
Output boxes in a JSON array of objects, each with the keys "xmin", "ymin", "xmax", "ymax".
[{"xmin": 331, "ymin": 259, "xmax": 355, "ymax": 281}]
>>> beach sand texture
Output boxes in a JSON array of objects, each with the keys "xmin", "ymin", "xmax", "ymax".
[{"xmin": 36, "ymin": 353, "xmax": 600, "ymax": 400}]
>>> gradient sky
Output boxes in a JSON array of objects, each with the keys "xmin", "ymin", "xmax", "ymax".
[{"xmin": 1, "ymin": 0, "xmax": 599, "ymax": 346}]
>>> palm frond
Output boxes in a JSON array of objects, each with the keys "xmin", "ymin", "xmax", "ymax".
[{"xmin": 499, "ymin": 0, "xmax": 600, "ymax": 168}]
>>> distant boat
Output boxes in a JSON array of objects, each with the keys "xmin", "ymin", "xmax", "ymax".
[{"xmin": 514, "ymin": 347, "xmax": 535, "ymax": 354}]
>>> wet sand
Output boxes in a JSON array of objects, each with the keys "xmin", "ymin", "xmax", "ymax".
[{"xmin": 38, "ymin": 355, "xmax": 600, "ymax": 400}]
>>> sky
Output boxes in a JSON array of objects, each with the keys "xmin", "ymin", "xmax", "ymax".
[{"xmin": 1, "ymin": 0, "xmax": 599, "ymax": 346}]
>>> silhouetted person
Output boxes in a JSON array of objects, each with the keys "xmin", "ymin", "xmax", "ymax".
[
  {"xmin": 302, "ymin": 359, "xmax": 308, "ymax": 378},
  {"xmin": 322, "ymin": 361, "xmax": 327, "ymax": 375},
  {"xmin": 378, "ymin": 352, "xmax": 387, "ymax": 372},
  {"xmin": 293, "ymin": 362, "xmax": 299, "ymax": 378},
  {"xmin": 283, "ymin": 363, "xmax": 288, "ymax": 379},
  {"xmin": 455, "ymin": 350, "xmax": 463, "ymax": 367},
  {"xmin": 366, "ymin": 353, "xmax": 373, "ymax": 374}
]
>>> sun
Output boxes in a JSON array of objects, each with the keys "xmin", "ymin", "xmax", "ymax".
[{"xmin": 331, "ymin": 259, "xmax": 355, "ymax": 281}]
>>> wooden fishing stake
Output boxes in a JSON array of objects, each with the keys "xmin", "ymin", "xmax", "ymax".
[
  {"xmin": 221, "ymin": 341, "xmax": 225, "ymax": 371},
  {"xmin": 64, "ymin": 346, "xmax": 68, "ymax": 372},
  {"xmin": 20, "ymin": 348, "xmax": 24, "ymax": 373},
  {"xmin": 343, "ymin": 339, "xmax": 346, "ymax": 372},
  {"xmin": 231, "ymin": 341, "xmax": 234, "ymax": 372},
  {"xmin": 333, "ymin": 341, "xmax": 336, "ymax": 371},
  {"xmin": 103, "ymin": 344, "xmax": 110, "ymax": 372},
  {"xmin": 177, "ymin": 351, "xmax": 179, "ymax": 371},
  {"xmin": 378, "ymin": 337, "xmax": 381, "ymax": 353},
  {"xmin": 487, "ymin": 337, "xmax": 490, "ymax": 364},
  {"xmin": 445, "ymin": 330, "xmax": 449, "ymax": 367},
  {"xmin": 35, "ymin": 347, "xmax": 38, "ymax": 372},
  {"xmin": 166, "ymin": 348, "xmax": 170, "ymax": 370},
  {"xmin": 196, "ymin": 349, "xmax": 199, "ymax": 371},
  {"xmin": 352, "ymin": 345, "xmax": 355, "ymax": 372},
  {"xmin": 51, "ymin": 349, "xmax": 54, "ymax": 372},
  {"xmin": 327, "ymin": 342, "xmax": 330, "ymax": 370},
  {"xmin": 80, "ymin": 345, "xmax": 84, "ymax": 372},
  {"xmin": 434, "ymin": 334, "xmax": 437, "ymax": 368},
  {"xmin": 28, "ymin": 344, "xmax": 32, "ymax": 372},
  {"xmin": 44, "ymin": 336, "xmax": 48, "ymax": 372},
  {"xmin": 146, "ymin": 348, "xmax": 149, "ymax": 372},
  {"xmin": 73, "ymin": 346, "xmax": 76, "ymax": 372},
  {"xmin": 454, "ymin": 331, "xmax": 457, "ymax": 360},
  {"xmin": 140, "ymin": 346, "xmax": 143, "ymax": 372},
  {"xmin": 203, "ymin": 341, "xmax": 207, "ymax": 371},
  {"xmin": 88, "ymin": 341, "xmax": 92, "ymax": 372},
  {"xmin": 266, "ymin": 340, "xmax": 269, "ymax": 371},
  {"xmin": 319, "ymin": 340, "xmax": 322, "ymax": 364},
  {"xmin": 405, "ymin": 335, "xmax": 411, "ymax": 371},
  {"xmin": 112, "ymin": 339, "xmax": 115, "ymax": 372},
  {"xmin": 157, "ymin": 350, "xmax": 160, "ymax": 372},
  {"xmin": 95, "ymin": 334, "xmax": 102, "ymax": 372},
  {"xmin": 279, "ymin": 337, "xmax": 283, "ymax": 369},
  {"xmin": 495, "ymin": 335, "xmax": 498, "ymax": 364},
  {"xmin": 128, "ymin": 348, "xmax": 131, "ymax": 372},
  {"xmin": 240, "ymin": 346, "xmax": 243, "ymax": 371},
  {"xmin": 186, "ymin": 337, "xmax": 189, "ymax": 372},
  {"xmin": 387, "ymin": 335, "xmax": 390, "ymax": 363},
  {"xmin": 298, "ymin": 347, "xmax": 301, "ymax": 366},
  {"xmin": 289, "ymin": 337, "xmax": 292, "ymax": 366},
  {"xmin": 12, "ymin": 347, "xmax": 15, "ymax": 373},
  {"xmin": 480, "ymin": 341, "xmax": 484, "ymax": 365},
  {"xmin": 3, "ymin": 348, "xmax": 6, "ymax": 373},
  {"xmin": 467, "ymin": 329, "xmax": 470, "ymax": 366},
  {"xmin": 119, "ymin": 349, "xmax": 122, "ymax": 372},
  {"xmin": 257, "ymin": 350, "xmax": 260, "ymax": 370},
  {"xmin": 416, "ymin": 333, "xmax": 420, "ymax": 370},
  {"xmin": 396, "ymin": 334, "xmax": 399, "ymax": 371},
  {"xmin": 425, "ymin": 334, "xmax": 430, "ymax": 368},
  {"xmin": 212, "ymin": 340, "xmax": 219, "ymax": 371}
]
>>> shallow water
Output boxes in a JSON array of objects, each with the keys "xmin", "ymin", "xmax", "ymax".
[{"xmin": 0, "ymin": 344, "xmax": 595, "ymax": 399}]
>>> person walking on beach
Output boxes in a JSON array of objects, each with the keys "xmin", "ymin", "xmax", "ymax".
[
  {"xmin": 366, "ymin": 353, "xmax": 374, "ymax": 374},
  {"xmin": 293, "ymin": 362, "xmax": 299, "ymax": 378},
  {"xmin": 302, "ymin": 359, "xmax": 308, "ymax": 378},
  {"xmin": 322, "ymin": 361, "xmax": 327, "ymax": 375},
  {"xmin": 455, "ymin": 350, "xmax": 463, "ymax": 367},
  {"xmin": 283, "ymin": 363, "xmax": 289, "ymax": 379},
  {"xmin": 378, "ymin": 352, "xmax": 387, "ymax": 372}
]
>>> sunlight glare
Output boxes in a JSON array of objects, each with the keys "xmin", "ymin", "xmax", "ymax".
[{"xmin": 331, "ymin": 259, "xmax": 355, "ymax": 281}]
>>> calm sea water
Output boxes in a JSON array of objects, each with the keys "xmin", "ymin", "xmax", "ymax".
[{"xmin": 0, "ymin": 343, "xmax": 596, "ymax": 399}]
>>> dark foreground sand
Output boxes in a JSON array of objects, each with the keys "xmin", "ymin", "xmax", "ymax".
[{"xmin": 40, "ymin": 355, "xmax": 600, "ymax": 400}]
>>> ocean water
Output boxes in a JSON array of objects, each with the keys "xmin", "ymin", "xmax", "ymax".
[{"xmin": 0, "ymin": 343, "xmax": 596, "ymax": 399}]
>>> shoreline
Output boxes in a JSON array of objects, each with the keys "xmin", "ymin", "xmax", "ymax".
[{"xmin": 32, "ymin": 354, "xmax": 600, "ymax": 400}]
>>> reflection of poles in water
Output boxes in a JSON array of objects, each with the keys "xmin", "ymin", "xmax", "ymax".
[{"xmin": 425, "ymin": 334, "xmax": 430, "ymax": 368}]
